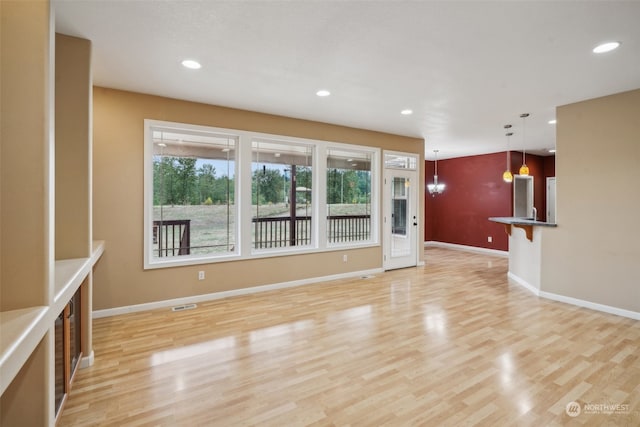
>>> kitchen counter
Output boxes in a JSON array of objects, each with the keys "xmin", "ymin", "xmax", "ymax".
[
  {"xmin": 489, "ymin": 217, "xmax": 557, "ymax": 242},
  {"xmin": 489, "ymin": 217, "xmax": 558, "ymax": 294}
]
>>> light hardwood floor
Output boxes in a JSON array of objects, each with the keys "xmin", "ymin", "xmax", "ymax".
[{"xmin": 60, "ymin": 248, "xmax": 640, "ymax": 426}]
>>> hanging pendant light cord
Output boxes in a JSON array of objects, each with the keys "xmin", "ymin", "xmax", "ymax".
[
  {"xmin": 434, "ymin": 150, "xmax": 438, "ymax": 176},
  {"xmin": 507, "ymin": 133, "xmax": 512, "ymax": 168},
  {"xmin": 504, "ymin": 124, "xmax": 512, "ymax": 170},
  {"xmin": 520, "ymin": 113, "xmax": 529, "ymax": 164}
]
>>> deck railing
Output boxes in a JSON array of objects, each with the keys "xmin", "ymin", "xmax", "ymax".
[
  {"xmin": 154, "ymin": 215, "xmax": 371, "ymax": 255},
  {"xmin": 153, "ymin": 219, "xmax": 191, "ymax": 257},
  {"xmin": 252, "ymin": 215, "xmax": 370, "ymax": 248},
  {"xmin": 326, "ymin": 214, "xmax": 371, "ymax": 243}
]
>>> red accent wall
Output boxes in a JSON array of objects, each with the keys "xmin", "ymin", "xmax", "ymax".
[{"xmin": 424, "ymin": 151, "xmax": 555, "ymax": 251}]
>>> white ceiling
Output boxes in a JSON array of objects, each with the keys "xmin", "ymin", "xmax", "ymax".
[{"xmin": 53, "ymin": 1, "xmax": 640, "ymax": 160}]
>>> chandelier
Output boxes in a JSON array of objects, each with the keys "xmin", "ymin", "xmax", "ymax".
[{"xmin": 427, "ymin": 149, "xmax": 445, "ymax": 196}]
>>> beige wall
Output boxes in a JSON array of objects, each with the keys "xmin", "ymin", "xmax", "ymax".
[
  {"xmin": 55, "ymin": 33, "xmax": 92, "ymax": 260},
  {"xmin": 93, "ymin": 87, "xmax": 424, "ymax": 310},
  {"xmin": 1, "ymin": 0, "xmax": 53, "ymax": 310},
  {"xmin": 1, "ymin": 1, "xmax": 55, "ymax": 424},
  {"xmin": 541, "ymin": 89, "xmax": 640, "ymax": 313}
]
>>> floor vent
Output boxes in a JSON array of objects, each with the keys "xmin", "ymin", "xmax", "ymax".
[
  {"xmin": 171, "ymin": 303, "xmax": 197, "ymax": 312},
  {"xmin": 361, "ymin": 275, "xmax": 376, "ymax": 279}
]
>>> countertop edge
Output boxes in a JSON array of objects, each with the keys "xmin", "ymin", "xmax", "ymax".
[{"xmin": 489, "ymin": 217, "xmax": 557, "ymax": 227}]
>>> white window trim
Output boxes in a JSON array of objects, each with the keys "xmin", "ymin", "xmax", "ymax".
[
  {"xmin": 250, "ymin": 137, "xmax": 317, "ymax": 252},
  {"xmin": 326, "ymin": 144, "xmax": 380, "ymax": 248},
  {"xmin": 143, "ymin": 119, "xmax": 241, "ymax": 269},
  {"xmin": 144, "ymin": 119, "xmax": 381, "ymax": 269}
]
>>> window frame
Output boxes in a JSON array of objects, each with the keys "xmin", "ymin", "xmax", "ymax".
[
  {"xmin": 326, "ymin": 145, "xmax": 379, "ymax": 248},
  {"xmin": 144, "ymin": 119, "xmax": 381, "ymax": 270},
  {"xmin": 144, "ymin": 120, "xmax": 240, "ymax": 269},
  {"xmin": 250, "ymin": 138, "xmax": 316, "ymax": 253}
]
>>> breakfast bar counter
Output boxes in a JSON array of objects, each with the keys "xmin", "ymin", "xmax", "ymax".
[{"xmin": 489, "ymin": 217, "xmax": 557, "ymax": 294}]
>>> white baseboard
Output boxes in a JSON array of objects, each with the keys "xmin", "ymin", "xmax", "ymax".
[
  {"xmin": 93, "ymin": 267, "xmax": 384, "ymax": 319},
  {"xmin": 79, "ymin": 350, "xmax": 94, "ymax": 368},
  {"xmin": 508, "ymin": 272, "xmax": 640, "ymax": 321},
  {"xmin": 538, "ymin": 290, "xmax": 640, "ymax": 321},
  {"xmin": 424, "ymin": 241, "xmax": 508, "ymax": 258},
  {"xmin": 507, "ymin": 272, "xmax": 540, "ymax": 295}
]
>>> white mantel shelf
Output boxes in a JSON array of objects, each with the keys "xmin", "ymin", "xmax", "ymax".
[
  {"xmin": 0, "ymin": 307, "xmax": 49, "ymax": 395},
  {"xmin": 0, "ymin": 240, "xmax": 105, "ymax": 397}
]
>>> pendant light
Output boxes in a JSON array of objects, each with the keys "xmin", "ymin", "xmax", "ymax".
[
  {"xmin": 519, "ymin": 113, "xmax": 530, "ymax": 176},
  {"xmin": 502, "ymin": 124, "xmax": 513, "ymax": 183},
  {"xmin": 427, "ymin": 149, "xmax": 445, "ymax": 196}
]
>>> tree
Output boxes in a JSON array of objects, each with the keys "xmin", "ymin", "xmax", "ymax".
[
  {"xmin": 153, "ymin": 156, "xmax": 177, "ymax": 205},
  {"xmin": 198, "ymin": 163, "xmax": 216, "ymax": 203},
  {"xmin": 252, "ymin": 167, "xmax": 284, "ymax": 204},
  {"xmin": 174, "ymin": 157, "xmax": 198, "ymax": 204},
  {"xmin": 294, "ymin": 166, "xmax": 312, "ymax": 204},
  {"xmin": 212, "ymin": 176, "xmax": 234, "ymax": 204}
]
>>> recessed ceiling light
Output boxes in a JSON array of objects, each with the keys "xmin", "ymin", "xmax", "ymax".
[
  {"xmin": 401, "ymin": 109, "xmax": 413, "ymax": 115},
  {"xmin": 593, "ymin": 41, "xmax": 620, "ymax": 54},
  {"xmin": 316, "ymin": 89, "xmax": 331, "ymax": 97},
  {"xmin": 548, "ymin": 119, "xmax": 557, "ymax": 124},
  {"xmin": 548, "ymin": 149, "xmax": 556, "ymax": 153},
  {"xmin": 181, "ymin": 59, "xmax": 201, "ymax": 69}
]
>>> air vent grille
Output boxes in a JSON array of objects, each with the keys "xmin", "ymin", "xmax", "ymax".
[{"xmin": 171, "ymin": 303, "xmax": 197, "ymax": 312}]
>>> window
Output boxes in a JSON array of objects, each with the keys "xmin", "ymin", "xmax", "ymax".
[
  {"xmin": 252, "ymin": 139, "xmax": 313, "ymax": 249},
  {"xmin": 327, "ymin": 149, "xmax": 372, "ymax": 244},
  {"xmin": 145, "ymin": 120, "xmax": 380, "ymax": 269},
  {"xmin": 384, "ymin": 153, "xmax": 417, "ymax": 170},
  {"xmin": 145, "ymin": 122, "xmax": 237, "ymax": 267}
]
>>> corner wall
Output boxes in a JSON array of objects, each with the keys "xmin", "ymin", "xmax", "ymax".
[
  {"xmin": 541, "ymin": 89, "xmax": 640, "ymax": 313},
  {"xmin": 93, "ymin": 87, "xmax": 424, "ymax": 310}
]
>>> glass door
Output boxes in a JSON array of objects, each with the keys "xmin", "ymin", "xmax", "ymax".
[{"xmin": 383, "ymin": 153, "xmax": 418, "ymax": 270}]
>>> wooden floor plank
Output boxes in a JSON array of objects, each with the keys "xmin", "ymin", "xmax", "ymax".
[{"xmin": 59, "ymin": 248, "xmax": 640, "ymax": 426}]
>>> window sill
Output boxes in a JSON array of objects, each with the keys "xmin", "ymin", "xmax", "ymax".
[{"xmin": 144, "ymin": 242, "xmax": 380, "ymax": 270}]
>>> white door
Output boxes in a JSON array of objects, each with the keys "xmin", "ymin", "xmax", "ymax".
[
  {"xmin": 547, "ymin": 177, "xmax": 556, "ymax": 223},
  {"xmin": 383, "ymin": 168, "xmax": 418, "ymax": 270}
]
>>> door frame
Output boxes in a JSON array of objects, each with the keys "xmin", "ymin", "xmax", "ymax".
[
  {"xmin": 383, "ymin": 151, "xmax": 419, "ymax": 270},
  {"xmin": 546, "ymin": 177, "xmax": 556, "ymax": 223}
]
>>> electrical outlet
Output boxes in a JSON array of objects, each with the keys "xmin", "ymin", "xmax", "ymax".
[
  {"xmin": 198, "ymin": 271, "xmax": 205, "ymax": 280},
  {"xmin": 343, "ymin": 254, "xmax": 348, "ymax": 263},
  {"xmin": 487, "ymin": 236, "xmax": 493, "ymax": 243}
]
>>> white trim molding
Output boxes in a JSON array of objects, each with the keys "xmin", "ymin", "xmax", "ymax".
[
  {"xmin": 94, "ymin": 267, "xmax": 384, "ymax": 318},
  {"xmin": 424, "ymin": 241, "xmax": 508, "ymax": 258},
  {"xmin": 508, "ymin": 272, "xmax": 640, "ymax": 321},
  {"xmin": 508, "ymin": 272, "xmax": 540, "ymax": 296},
  {"xmin": 538, "ymin": 290, "xmax": 640, "ymax": 321},
  {"xmin": 79, "ymin": 350, "xmax": 94, "ymax": 368}
]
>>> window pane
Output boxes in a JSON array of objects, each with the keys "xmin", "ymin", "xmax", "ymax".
[
  {"xmin": 327, "ymin": 149, "xmax": 372, "ymax": 243},
  {"xmin": 384, "ymin": 153, "xmax": 417, "ymax": 170},
  {"xmin": 392, "ymin": 177, "xmax": 407, "ymax": 236},
  {"xmin": 152, "ymin": 129, "xmax": 236, "ymax": 259},
  {"xmin": 252, "ymin": 140, "xmax": 313, "ymax": 249}
]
